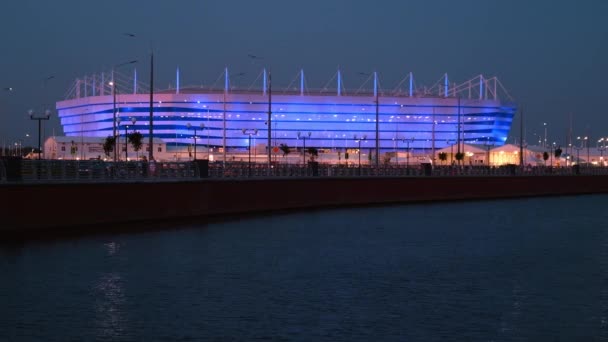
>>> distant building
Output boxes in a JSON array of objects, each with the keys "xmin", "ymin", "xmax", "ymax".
[
  {"xmin": 56, "ymin": 68, "xmax": 516, "ymax": 163},
  {"xmin": 44, "ymin": 136, "xmax": 167, "ymax": 161}
]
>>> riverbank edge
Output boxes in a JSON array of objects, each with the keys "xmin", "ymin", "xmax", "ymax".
[{"xmin": 2, "ymin": 175, "xmax": 607, "ymax": 236}]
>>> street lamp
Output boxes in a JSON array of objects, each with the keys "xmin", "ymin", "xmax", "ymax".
[
  {"xmin": 28, "ymin": 109, "xmax": 51, "ymax": 160},
  {"xmin": 242, "ymin": 128, "xmax": 258, "ymax": 177},
  {"xmin": 575, "ymin": 136, "xmax": 583, "ymax": 165},
  {"xmin": 354, "ymin": 134, "xmax": 368, "ymax": 169},
  {"xmin": 110, "ymin": 60, "xmax": 137, "ymax": 162},
  {"xmin": 402, "ymin": 137, "xmax": 415, "ymax": 170},
  {"xmin": 187, "ymin": 123, "xmax": 205, "ymax": 160},
  {"xmin": 543, "ymin": 122, "xmax": 547, "ymax": 148},
  {"xmin": 598, "ymin": 138, "xmax": 607, "ymax": 166},
  {"xmin": 484, "ymin": 137, "xmax": 494, "ymax": 166},
  {"xmin": 116, "ymin": 117, "xmax": 131, "ymax": 161},
  {"xmin": 585, "ymin": 136, "xmax": 590, "ymax": 166},
  {"xmin": 297, "ymin": 131, "xmax": 311, "ymax": 165},
  {"xmin": 123, "ymin": 117, "xmax": 137, "ymax": 161}
]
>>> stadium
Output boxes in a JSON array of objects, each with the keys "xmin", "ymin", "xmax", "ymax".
[{"xmin": 55, "ymin": 68, "xmax": 516, "ymax": 162}]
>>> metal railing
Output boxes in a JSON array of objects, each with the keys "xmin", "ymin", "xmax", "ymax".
[
  {"xmin": 2, "ymin": 159, "xmax": 608, "ymax": 184},
  {"xmin": 6, "ymin": 160, "xmax": 198, "ymax": 183}
]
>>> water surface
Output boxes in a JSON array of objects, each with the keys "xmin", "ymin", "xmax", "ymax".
[{"xmin": 2, "ymin": 195, "xmax": 608, "ymax": 341}]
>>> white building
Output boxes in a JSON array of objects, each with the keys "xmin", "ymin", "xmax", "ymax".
[{"xmin": 44, "ymin": 136, "xmax": 168, "ymax": 161}]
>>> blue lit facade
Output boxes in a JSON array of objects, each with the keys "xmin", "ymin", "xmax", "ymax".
[{"xmin": 57, "ymin": 88, "xmax": 516, "ymax": 152}]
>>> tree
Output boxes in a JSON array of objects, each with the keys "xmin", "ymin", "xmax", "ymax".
[
  {"xmin": 438, "ymin": 152, "xmax": 448, "ymax": 165},
  {"xmin": 103, "ymin": 136, "xmax": 115, "ymax": 158},
  {"xmin": 307, "ymin": 147, "xmax": 318, "ymax": 162},
  {"xmin": 455, "ymin": 152, "xmax": 465, "ymax": 164},
  {"xmin": 128, "ymin": 131, "xmax": 143, "ymax": 159},
  {"xmin": 543, "ymin": 151, "xmax": 549, "ymax": 166},
  {"xmin": 554, "ymin": 147, "xmax": 563, "ymax": 159},
  {"xmin": 279, "ymin": 143, "xmax": 290, "ymax": 159}
]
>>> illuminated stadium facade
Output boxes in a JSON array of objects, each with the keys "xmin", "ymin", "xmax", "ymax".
[{"xmin": 56, "ymin": 68, "xmax": 516, "ymax": 159}]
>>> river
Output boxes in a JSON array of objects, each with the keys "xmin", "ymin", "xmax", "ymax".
[{"xmin": 2, "ymin": 195, "xmax": 607, "ymax": 341}]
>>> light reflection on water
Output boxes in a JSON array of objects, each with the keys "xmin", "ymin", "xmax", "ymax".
[{"xmin": 2, "ymin": 195, "xmax": 608, "ymax": 341}]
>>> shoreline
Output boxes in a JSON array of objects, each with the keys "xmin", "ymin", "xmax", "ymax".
[{"xmin": 2, "ymin": 175, "xmax": 607, "ymax": 237}]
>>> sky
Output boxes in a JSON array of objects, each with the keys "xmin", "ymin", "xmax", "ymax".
[{"xmin": 1, "ymin": 0, "xmax": 607, "ymax": 146}]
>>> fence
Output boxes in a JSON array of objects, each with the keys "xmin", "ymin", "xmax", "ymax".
[
  {"xmin": 4, "ymin": 160, "xmax": 198, "ymax": 183},
  {"xmin": 2, "ymin": 159, "xmax": 608, "ymax": 184}
]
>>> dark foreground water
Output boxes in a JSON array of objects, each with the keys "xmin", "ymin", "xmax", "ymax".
[{"xmin": 2, "ymin": 195, "xmax": 608, "ymax": 341}]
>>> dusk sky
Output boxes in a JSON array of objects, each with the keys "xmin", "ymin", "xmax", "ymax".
[{"xmin": 1, "ymin": 0, "xmax": 607, "ymax": 146}]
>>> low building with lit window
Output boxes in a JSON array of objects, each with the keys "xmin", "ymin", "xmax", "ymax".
[{"xmin": 44, "ymin": 136, "xmax": 167, "ymax": 161}]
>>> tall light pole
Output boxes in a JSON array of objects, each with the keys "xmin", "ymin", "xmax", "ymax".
[
  {"xmin": 543, "ymin": 122, "xmax": 548, "ymax": 148},
  {"xmin": 485, "ymin": 137, "xmax": 494, "ymax": 166},
  {"xmin": 519, "ymin": 107, "xmax": 524, "ymax": 169},
  {"xmin": 110, "ymin": 60, "xmax": 137, "ymax": 162},
  {"xmin": 267, "ymin": 70, "xmax": 272, "ymax": 172},
  {"xmin": 575, "ymin": 136, "xmax": 582, "ymax": 165},
  {"xmin": 122, "ymin": 33, "xmax": 153, "ymax": 161},
  {"xmin": 28, "ymin": 110, "xmax": 51, "ymax": 160},
  {"xmin": 358, "ymin": 71, "xmax": 380, "ymax": 167},
  {"xmin": 354, "ymin": 134, "xmax": 367, "ymax": 169},
  {"xmin": 297, "ymin": 131, "xmax": 311, "ymax": 165},
  {"xmin": 243, "ymin": 129, "xmax": 258, "ymax": 177},
  {"xmin": 403, "ymin": 137, "xmax": 414, "ymax": 170},
  {"xmin": 598, "ymin": 138, "xmax": 606, "ymax": 166},
  {"xmin": 118, "ymin": 117, "xmax": 137, "ymax": 161},
  {"xmin": 585, "ymin": 136, "xmax": 589, "ymax": 166},
  {"xmin": 187, "ymin": 123, "xmax": 204, "ymax": 160}
]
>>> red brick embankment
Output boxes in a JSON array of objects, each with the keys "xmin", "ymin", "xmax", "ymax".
[{"xmin": 2, "ymin": 176, "xmax": 608, "ymax": 233}]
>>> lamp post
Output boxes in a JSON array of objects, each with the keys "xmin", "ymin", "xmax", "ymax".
[
  {"xmin": 484, "ymin": 137, "xmax": 494, "ymax": 166},
  {"xmin": 575, "ymin": 136, "xmax": 583, "ymax": 165},
  {"xmin": 354, "ymin": 134, "xmax": 368, "ymax": 169},
  {"xmin": 116, "ymin": 117, "xmax": 129, "ymax": 161},
  {"xmin": 598, "ymin": 138, "xmax": 606, "ymax": 167},
  {"xmin": 543, "ymin": 122, "xmax": 547, "ymax": 148},
  {"xmin": 187, "ymin": 123, "xmax": 205, "ymax": 160},
  {"xmin": 402, "ymin": 137, "xmax": 414, "ymax": 170},
  {"xmin": 297, "ymin": 131, "xmax": 311, "ymax": 165},
  {"xmin": 28, "ymin": 109, "xmax": 51, "ymax": 160},
  {"xmin": 124, "ymin": 117, "xmax": 136, "ymax": 161},
  {"xmin": 242, "ymin": 128, "xmax": 258, "ymax": 177},
  {"xmin": 110, "ymin": 60, "xmax": 137, "ymax": 162},
  {"xmin": 585, "ymin": 136, "xmax": 589, "ymax": 166},
  {"xmin": 357, "ymin": 71, "xmax": 380, "ymax": 167}
]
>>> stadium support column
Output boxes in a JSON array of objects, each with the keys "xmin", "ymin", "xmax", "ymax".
[
  {"xmin": 409, "ymin": 72, "xmax": 413, "ymax": 97},
  {"xmin": 300, "ymin": 69, "xmax": 304, "ymax": 96},
  {"xmin": 263, "ymin": 68, "xmax": 267, "ymax": 96},
  {"xmin": 374, "ymin": 71, "xmax": 379, "ymax": 167},
  {"xmin": 148, "ymin": 52, "xmax": 154, "ymax": 161},
  {"xmin": 223, "ymin": 67, "xmax": 228, "ymax": 165},
  {"xmin": 176, "ymin": 67, "xmax": 180, "ymax": 94},
  {"xmin": 444, "ymin": 73, "xmax": 449, "ymax": 97},
  {"xmin": 133, "ymin": 68, "xmax": 137, "ymax": 94},
  {"xmin": 337, "ymin": 69, "xmax": 342, "ymax": 96},
  {"xmin": 479, "ymin": 75, "xmax": 483, "ymax": 100}
]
